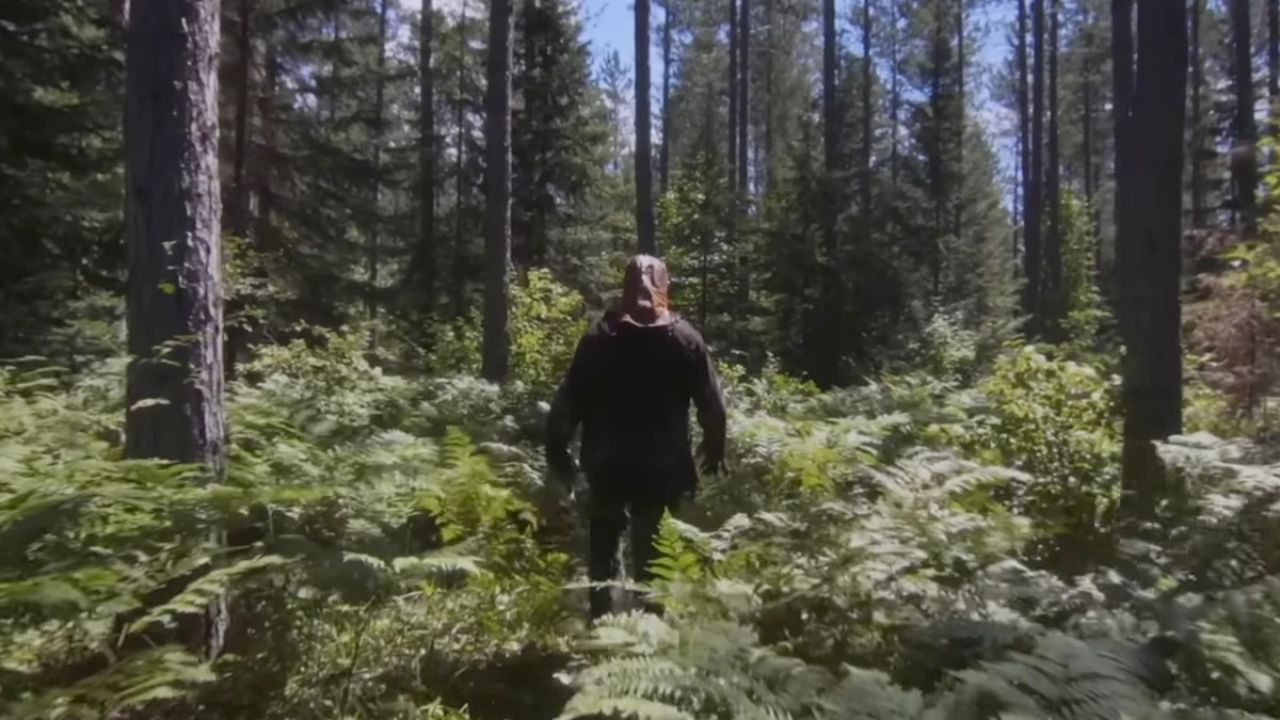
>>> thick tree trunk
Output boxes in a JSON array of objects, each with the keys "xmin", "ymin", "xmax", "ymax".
[
  {"xmin": 1026, "ymin": 0, "xmax": 1045, "ymax": 330},
  {"xmin": 636, "ymin": 0, "xmax": 656, "ymax": 253},
  {"xmin": 1120, "ymin": 0, "xmax": 1188, "ymax": 517},
  {"xmin": 414, "ymin": 0, "xmax": 436, "ymax": 313},
  {"xmin": 1230, "ymin": 0, "xmax": 1258, "ymax": 234},
  {"xmin": 483, "ymin": 0, "xmax": 512, "ymax": 380},
  {"xmin": 125, "ymin": 0, "xmax": 226, "ymax": 478},
  {"xmin": 230, "ymin": 0, "xmax": 252, "ymax": 239},
  {"xmin": 661, "ymin": 2, "xmax": 673, "ymax": 195},
  {"xmin": 728, "ymin": 0, "xmax": 739, "ymax": 194},
  {"xmin": 1190, "ymin": 0, "xmax": 1205, "ymax": 227},
  {"xmin": 1045, "ymin": 0, "xmax": 1062, "ymax": 334},
  {"xmin": 1017, "ymin": 0, "xmax": 1030, "ymax": 272},
  {"xmin": 738, "ymin": 0, "xmax": 750, "ymax": 196}
]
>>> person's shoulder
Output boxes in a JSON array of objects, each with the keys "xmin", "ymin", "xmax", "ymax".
[
  {"xmin": 585, "ymin": 311, "xmax": 623, "ymax": 339},
  {"xmin": 669, "ymin": 314, "xmax": 708, "ymax": 349}
]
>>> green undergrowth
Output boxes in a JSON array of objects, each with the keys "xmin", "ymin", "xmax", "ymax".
[{"xmin": 2, "ymin": 327, "xmax": 1279, "ymax": 719}]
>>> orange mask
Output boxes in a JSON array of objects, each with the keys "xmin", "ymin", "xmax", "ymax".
[{"xmin": 620, "ymin": 255, "xmax": 672, "ymax": 326}]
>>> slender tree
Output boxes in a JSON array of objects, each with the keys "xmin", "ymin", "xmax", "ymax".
[
  {"xmin": 1190, "ymin": 0, "xmax": 1205, "ymax": 227},
  {"xmin": 1230, "ymin": 0, "xmax": 1258, "ymax": 233},
  {"xmin": 738, "ymin": 0, "xmax": 750, "ymax": 196},
  {"xmin": 890, "ymin": 0, "xmax": 900, "ymax": 187},
  {"xmin": 1044, "ymin": 0, "xmax": 1061, "ymax": 332},
  {"xmin": 1017, "ymin": 0, "xmax": 1030, "ymax": 271},
  {"xmin": 413, "ymin": 0, "xmax": 436, "ymax": 313},
  {"xmin": 229, "ymin": 0, "xmax": 252, "ymax": 239},
  {"xmin": 124, "ymin": 0, "xmax": 227, "ymax": 478},
  {"xmin": 1026, "ymin": 0, "xmax": 1045, "ymax": 329},
  {"xmin": 1081, "ymin": 0, "xmax": 1095, "ymax": 221},
  {"xmin": 861, "ymin": 0, "xmax": 873, "ymax": 229},
  {"xmin": 636, "ymin": 0, "xmax": 656, "ymax": 253},
  {"xmin": 254, "ymin": 39, "xmax": 278, "ymax": 252},
  {"xmin": 454, "ymin": 0, "xmax": 470, "ymax": 317},
  {"xmin": 1117, "ymin": 0, "xmax": 1188, "ymax": 516},
  {"xmin": 483, "ymin": 0, "xmax": 513, "ymax": 380},
  {"xmin": 367, "ymin": 0, "xmax": 389, "ymax": 344},
  {"xmin": 764, "ymin": 0, "xmax": 775, "ymax": 195},
  {"xmin": 661, "ymin": 0, "xmax": 673, "ymax": 194},
  {"xmin": 1270, "ymin": 0, "xmax": 1279, "ymax": 104},
  {"xmin": 818, "ymin": 0, "xmax": 839, "ymax": 386},
  {"xmin": 955, "ymin": 0, "xmax": 965, "ymax": 243},
  {"xmin": 728, "ymin": 0, "xmax": 739, "ymax": 193}
]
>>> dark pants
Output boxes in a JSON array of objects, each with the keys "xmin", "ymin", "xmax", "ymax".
[{"xmin": 586, "ymin": 472, "xmax": 682, "ymax": 619}]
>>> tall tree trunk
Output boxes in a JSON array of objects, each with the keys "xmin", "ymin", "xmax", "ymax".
[
  {"xmin": 1120, "ymin": 0, "xmax": 1188, "ymax": 517},
  {"xmin": 1190, "ymin": 0, "xmax": 1205, "ymax": 228},
  {"xmin": 125, "ymin": 0, "xmax": 226, "ymax": 477},
  {"xmin": 728, "ymin": 0, "xmax": 739, "ymax": 194},
  {"xmin": 1081, "ymin": 1, "xmax": 1094, "ymax": 220},
  {"xmin": 483, "ymin": 0, "xmax": 512, "ymax": 380},
  {"xmin": 414, "ymin": 0, "xmax": 436, "ymax": 314},
  {"xmin": 1045, "ymin": 0, "xmax": 1062, "ymax": 334},
  {"xmin": 1017, "ymin": 0, "xmax": 1030, "ymax": 273},
  {"xmin": 661, "ymin": 1, "xmax": 673, "ymax": 195},
  {"xmin": 636, "ymin": 0, "xmax": 656, "ymax": 253},
  {"xmin": 955, "ymin": 0, "xmax": 965, "ymax": 244},
  {"xmin": 1026, "ymin": 0, "xmax": 1045, "ymax": 330},
  {"xmin": 861, "ymin": 0, "xmax": 872, "ymax": 230},
  {"xmin": 819, "ymin": 0, "xmax": 839, "ymax": 386},
  {"xmin": 1112, "ymin": 0, "xmax": 1134, "ymax": 306},
  {"xmin": 890, "ymin": 0, "xmax": 900, "ymax": 188},
  {"xmin": 254, "ymin": 40, "xmax": 277, "ymax": 252},
  {"xmin": 1270, "ymin": 0, "xmax": 1279, "ymax": 103},
  {"xmin": 368, "ymin": 0, "xmax": 389, "ymax": 347},
  {"xmin": 1230, "ymin": 0, "xmax": 1258, "ymax": 234},
  {"xmin": 738, "ymin": 0, "xmax": 750, "ymax": 196},
  {"xmin": 764, "ymin": 0, "xmax": 774, "ymax": 196},
  {"xmin": 230, "ymin": 0, "xmax": 252, "ymax": 239},
  {"xmin": 454, "ymin": 0, "xmax": 469, "ymax": 317}
]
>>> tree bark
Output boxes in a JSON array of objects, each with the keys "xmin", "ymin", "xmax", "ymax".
[
  {"xmin": 1230, "ymin": 0, "xmax": 1258, "ymax": 234},
  {"xmin": 230, "ymin": 0, "xmax": 252, "ymax": 240},
  {"xmin": 636, "ymin": 0, "xmax": 656, "ymax": 253},
  {"xmin": 728, "ymin": 0, "xmax": 739, "ymax": 194},
  {"xmin": 125, "ymin": 0, "xmax": 227, "ymax": 479},
  {"xmin": 738, "ymin": 0, "xmax": 750, "ymax": 196},
  {"xmin": 1120, "ymin": 0, "xmax": 1188, "ymax": 517},
  {"xmin": 414, "ymin": 0, "xmax": 436, "ymax": 314},
  {"xmin": 1026, "ymin": 0, "xmax": 1045, "ymax": 330},
  {"xmin": 1045, "ymin": 0, "xmax": 1061, "ymax": 333},
  {"xmin": 661, "ymin": 1, "xmax": 673, "ymax": 195},
  {"xmin": 1190, "ymin": 0, "xmax": 1205, "ymax": 228},
  {"xmin": 483, "ymin": 0, "xmax": 513, "ymax": 380}
]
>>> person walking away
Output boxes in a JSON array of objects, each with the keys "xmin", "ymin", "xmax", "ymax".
[{"xmin": 545, "ymin": 255, "xmax": 727, "ymax": 618}]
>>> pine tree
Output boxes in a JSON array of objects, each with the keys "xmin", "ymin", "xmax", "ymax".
[
  {"xmin": 1229, "ymin": 0, "xmax": 1257, "ymax": 234},
  {"xmin": 636, "ymin": 0, "xmax": 657, "ymax": 253},
  {"xmin": 1117, "ymin": 0, "xmax": 1188, "ymax": 517},
  {"xmin": 483, "ymin": 0, "xmax": 513, "ymax": 381}
]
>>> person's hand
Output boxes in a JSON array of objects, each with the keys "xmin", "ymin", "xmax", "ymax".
[{"xmin": 697, "ymin": 442, "xmax": 726, "ymax": 477}]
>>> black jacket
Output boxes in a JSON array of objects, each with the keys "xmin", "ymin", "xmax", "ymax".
[{"xmin": 545, "ymin": 312, "xmax": 726, "ymax": 495}]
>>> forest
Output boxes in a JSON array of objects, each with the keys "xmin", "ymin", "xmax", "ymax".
[{"xmin": 3, "ymin": 0, "xmax": 1280, "ymax": 716}]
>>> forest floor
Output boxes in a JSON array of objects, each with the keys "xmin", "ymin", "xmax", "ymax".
[{"xmin": 2, "ymin": 325, "xmax": 1280, "ymax": 719}]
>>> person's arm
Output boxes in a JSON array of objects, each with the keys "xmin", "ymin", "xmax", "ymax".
[
  {"xmin": 545, "ymin": 334, "xmax": 592, "ymax": 485},
  {"xmin": 691, "ymin": 337, "xmax": 727, "ymax": 475}
]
